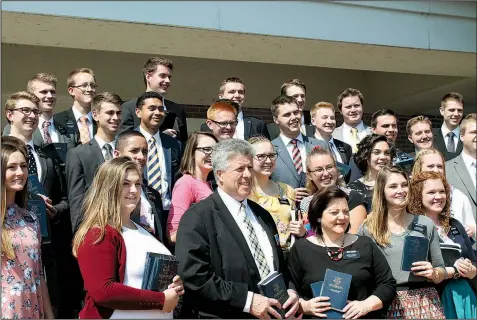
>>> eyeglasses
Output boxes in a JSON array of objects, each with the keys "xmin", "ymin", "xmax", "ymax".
[
  {"xmin": 308, "ymin": 165, "xmax": 335, "ymax": 174},
  {"xmin": 71, "ymin": 83, "xmax": 98, "ymax": 90},
  {"xmin": 195, "ymin": 147, "xmax": 214, "ymax": 155},
  {"xmin": 210, "ymin": 119, "xmax": 238, "ymax": 128},
  {"xmin": 254, "ymin": 153, "xmax": 278, "ymax": 162},
  {"xmin": 11, "ymin": 108, "xmax": 42, "ymax": 116}
]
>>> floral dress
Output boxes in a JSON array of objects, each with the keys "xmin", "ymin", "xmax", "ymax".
[{"xmin": 1, "ymin": 204, "xmax": 44, "ymax": 319}]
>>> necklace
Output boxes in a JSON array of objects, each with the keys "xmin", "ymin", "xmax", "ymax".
[{"xmin": 323, "ymin": 236, "xmax": 346, "ymax": 261}]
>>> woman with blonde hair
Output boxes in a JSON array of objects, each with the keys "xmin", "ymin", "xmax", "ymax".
[
  {"xmin": 412, "ymin": 148, "xmax": 475, "ymax": 238},
  {"xmin": 358, "ymin": 166, "xmax": 446, "ymax": 319},
  {"xmin": 1, "ymin": 136, "xmax": 54, "ymax": 319},
  {"xmin": 73, "ymin": 157, "xmax": 183, "ymax": 319}
]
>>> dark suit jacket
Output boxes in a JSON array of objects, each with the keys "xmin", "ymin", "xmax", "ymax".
[
  {"xmin": 175, "ymin": 192, "xmax": 291, "ymax": 319},
  {"xmin": 119, "ymin": 97, "xmax": 188, "ymax": 143},
  {"xmin": 65, "ymin": 138, "xmax": 105, "ymax": 230},
  {"xmin": 270, "ymin": 135, "xmax": 328, "ymax": 188},
  {"xmin": 446, "ymin": 154, "xmax": 476, "ymax": 217},
  {"xmin": 304, "ymin": 124, "xmax": 353, "ymax": 165},
  {"xmin": 432, "ymin": 127, "xmax": 463, "ymax": 161},
  {"xmin": 53, "ymin": 107, "xmax": 98, "ymax": 147},
  {"xmin": 200, "ymin": 116, "xmax": 270, "ymax": 140}
]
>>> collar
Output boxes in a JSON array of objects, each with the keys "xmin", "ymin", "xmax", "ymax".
[
  {"xmin": 462, "ymin": 151, "xmax": 476, "ymax": 167},
  {"xmin": 280, "ymin": 132, "xmax": 304, "ymax": 147},
  {"xmin": 441, "ymin": 123, "xmax": 460, "ymax": 138},
  {"xmin": 237, "ymin": 111, "xmax": 244, "ymax": 122},
  {"xmin": 72, "ymin": 107, "xmax": 92, "ymax": 123},
  {"xmin": 343, "ymin": 121, "xmax": 365, "ymax": 132},
  {"xmin": 217, "ymin": 187, "xmax": 247, "ymax": 217},
  {"xmin": 38, "ymin": 115, "xmax": 54, "ymax": 128},
  {"xmin": 26, "ymin": 139, "xmax": 35, "ymax": 151},
  {"xmin": 94, "ymin": 135, "xmax": 115, "ymax": 150},
  {"xmin": 138, "ymin": 125, "xmax": 160, "ymax": 143}
]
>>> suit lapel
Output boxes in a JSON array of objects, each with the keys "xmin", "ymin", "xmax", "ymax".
[
  {"xmin": 433, "ymin": 129, "xmax": 446, "ymax": 151},
  {"xmin": 35, "ymin": 145, "xmax": 48, "ymax": 185},
  {"xmin": 32, "ymin": 129, "xmax": 44, "ymax": 146},
  {"xmin": 454, "ymin": 156, "xmax": 476, "ymax": 204},
  {"xmin": 273, "ymin": 138, "xmax": 300, "ymax": 182},
  {"xmin": 160, "ymin": 133, "xmax": 172, "ymax": 193},
  {"xmin": 89, "ymin": 139, "xmax": 105, "ymax": 167},
  {"xmin": 305, "ymin": 125, "xmax": 315, "ymax": 138},
  {"xmin": 250, "ymin": 202, "xmax": 280, "ymax": 270},
  {"xmin": 243, "ymin": 118, "xmax": 252, "ymax": 140},
  {"xmin": 335, "ymin": 140, "xmax": 350, "ymax": 164}
]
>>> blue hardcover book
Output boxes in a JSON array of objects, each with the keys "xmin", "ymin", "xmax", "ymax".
[
  {"xmin": 258, "ymin": 272, "xmax": 289, "ymax": 318},
  {"xmin": 27, "ymin": 199, "xmax": 50, "ymax": 240},
  {"xmin": 320, "ymin": 269, "xmax": 352, "ymax": 312},
  {"xmin": 27, "ymin": 175, "xmax": 46, "ymax": 195},
  {"xmin": 401, "ymin": 235, "xmax": 429, "ymax": 272},
  {"xmin": 311, "ymin": 281, "xmax": 347, "ymax": 318},
  {"xmin": 141, "ymin": 253, "xmax": 178, "ymax": 291}
]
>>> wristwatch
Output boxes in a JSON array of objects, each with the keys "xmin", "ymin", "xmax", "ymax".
[{"xmin": 452, "ymin": 266, "xmax": 461, "ymax": 279}]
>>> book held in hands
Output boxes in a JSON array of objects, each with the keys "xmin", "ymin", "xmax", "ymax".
[
  {"xmin": 141, "ymin": 253, "xmax": 179, "ymax": 292},
  {"xmin": 401, "ymin": 235, "xmax": 429, "ymax": 272},
  {"xmin": 310, "ymin": 281, "xmax": 346, "ymax": 319},
  {"xmin": 319, "ymin": 269, "xmax": 352, "ymax": 312},
  {"xmin": 257, "ymin": 271, "xmax": 289, "ymax": 318}
]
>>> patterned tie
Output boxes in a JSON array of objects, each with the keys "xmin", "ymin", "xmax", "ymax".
[
  {"xmin": 240, "ymin": 203, "xmax": 270, "ymax": 279},
  {"xmin": 42, "ymin": 121, "xmax": 53, "ymax": 144},
  {"xmin": 329, "ymin": 141, "xmax": 337, "ymax": 160},
  {"xmin": 103, "ymin": 143, "xmax": 113, "ymax": 161},
  {"xmin": 350, "ymin": 127, "xmax": 359, "ymax": 153},
  {"xmin": 79, "ymin": 116, "xmax": 91, "ymax": 144},
  {"xmin": 291, "ymin": 139, "xmax": 303, "ymax": 174},
  {"xmin": 147, "ymin": 136, "xmax": 162, "ymax": 193},
  {"xmin": 27, "ymin": 145, "xmax": 38, "ymax": 176},
  {"xmin": 446, "ymin": 132, "xmax": 456, "ymax": 153}
]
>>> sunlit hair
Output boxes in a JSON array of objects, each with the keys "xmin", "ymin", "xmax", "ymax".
[
  {"xmin": 408, "ymin": 171, "xmax": 451, "ymax": 231},
  {"xmin": 91, "ymin": 92, "xmax": 123, "ymax": 113},
  {"xmin": 441, "ymin": 92, "xmax": 464, "ymax": 109},
  {"xmin": 142, "ymin": 57, "xmax": 174, "ymax": 86},
  {"xmin": 305, "ymin": 146, "xmax": 345, "ymax": 194},
  {"xmin": 27, "ymin": 73, "xmax": 58, "ymax": 92},
  {"xmin": 411, "ymin": 148, "xmax": 446, "ymax": 178},
  {"xmin": 5, "ymin": 91, "xmax": 40, "ymax": 112},
  {"xmin": 180, "ymin": 131, "xmax": 218, "ymax": 176},
  {"xmin": 280, "ymin": 79, "xmax": 307, "ymax": 95},
  {"xmin": 219, "ymin": 77, "xmax": 245, "ymax": 94},
  {"xmin": 1, "ymin": 136, "xmax": 29, "ymax": 259},
  {"xmin": 206, "ymin": 101, "xmax": 237, "ymax": 120},
  {"xmin": 248, "ymin": 135, "xmax": 271, "ymax": 146},
  {"xmin": 310, "ymin": 101, "xmax": 335, "ymax": 119},
  {"xmin": 406, "ymin": 116, "xmax": 432, "ymax": 135},
  {"xmin": 460, "ymin": 113, "xmax": 476, "ymax": 135},
  {"xmin": 67, "ymin": 68, "xmax": 95, "ymax": 88},
  {"xmin": 337, "ymin": 88, "xmax": 364, "ymax": 111},
  {"xmin": 270, "ymin": 95, "xmax": 297, "ymax": 117},
  {"xmin": 364, "ymin": 166, "xmax": 409, "ymax": 247},
  {"xmin": 72, "ymin": 157, "xmax": 141, "ymax": 257}
]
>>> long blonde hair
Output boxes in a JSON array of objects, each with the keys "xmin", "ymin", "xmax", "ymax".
[
  {"xmin": 411, "ymin": 148, "xmax": 446, "ymax": 178},
  {"xmin": 72, "ymin": 157, "xmax": 141, "ymax": 257},
  {"xmin": 364, "ymin": 166, "xmax": 409, "ymax": 247},
  {"xmin": 1, "ymin": 137, "xmax": 29, "ymax": 259}
]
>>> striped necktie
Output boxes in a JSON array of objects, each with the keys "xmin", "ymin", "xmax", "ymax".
[
  {"xmin": 291, "ymin": 139, "xmax": 303, "ymax": 174},
  {"xmin": 147, "ymin": 136, "xmax": 162, "ymax": 193}
]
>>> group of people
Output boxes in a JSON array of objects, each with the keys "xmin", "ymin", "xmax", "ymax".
[{"xmin": 1, "ymin": 55, "xmax": 476, "ymax": 319}]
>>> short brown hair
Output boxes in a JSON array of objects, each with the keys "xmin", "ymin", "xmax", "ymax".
[
  {"xmin": 310, "ymin": 101, "xmax": 335, "ymax": 118},
  {"xmin": 67, "ymin": 68, "xmax": 95, "ymax": 88},
  {"xmin": 91, "ymin": 92, "xmax": 123, "ymax": 113},
  {"xmin": 270, "ymin": 95, "xmax": 297, "ymax": 117},
  {"xmin": 460, "ymin": 113, "xmax": 476, "ymax": 135},
  {"xmin": 441, "ymin": 92, "xmax": 464, "ymax": 109},
  {"xmin": 142, "ymin": 57, "xmax": 174, "ymax": 86},
  {"xmin": 337, "ymin": 88, "xmax": 364, "ymax": 111},
  {"xmin": 280, "ymin": 79, "xmax": 306, "ymax": 95},
  {"xmin": 406, "ymin": 116, "xmax": 432, "ymax": 135},
  {"xmin": 207, "ymin": 101, "xmax": 237, "ymax": 120},
  {"xmin": 179, "ymin": 131, "xmax": 218, "ymax": 176},
  {"xmin": 5, "ymin": 91, "xmax": 40, "ymax": 112},
  {"xmin": 219, "ymin": 77, "xmax": 245, "ymax": 94},
  {"xmin": 27, "ymin": 73, "xmax": 57, "ymax": 92}
]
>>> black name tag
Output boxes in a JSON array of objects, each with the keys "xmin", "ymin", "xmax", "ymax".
[
  {"xmin": 278, "ymin": 198, "xmax": 290, "ymax": 205},
  {"xmin": 411, "ymin": 222, "xmax": 427, "ymax": 235},
  {"xmin": 343, "ymin": 250, "xmax": 360, "ymax": 260},
  {"xmin": 450, "ymin": 226, "xmax": 460, "ymax": 236}
]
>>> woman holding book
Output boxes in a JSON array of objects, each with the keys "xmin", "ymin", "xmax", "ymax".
[
  {"xmin": 409, "ymin": 171, "xmax": 477, "ymax": 318},
  {"xmin": 1, "ymin": 136, "xmax": 54, "ymax": 319},
  {"xmin": 300, "ymin": 146, "xmax": 367, "ymax": 234},
  {"xmin": 73, "ymin": 157, "xmax": 184, "ymax": 319},
  {"xmin": 357, "ymin": 166, "xmax": 446, "ymax": 319},
  {"xmin": 288, "ymin": 186, "xmax": 396, "ymax": 319},
  {"xmin": 167, "ymin": 131, "xmax": 218, "ymax": 244}
]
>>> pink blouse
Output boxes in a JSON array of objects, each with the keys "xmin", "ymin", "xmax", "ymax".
[{"xmin": 167, "ymin": 174, "xmax": 212, "ymax": 236}]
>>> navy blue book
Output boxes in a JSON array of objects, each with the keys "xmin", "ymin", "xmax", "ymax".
[
  {"xmin": 320, "ymin": 269, "xmax": 352, "ymax": 312},
  {"xmin": 401, "ymin": 235, "xmax": 429, "ymax": 271},
  {"xmin": 27, "ymin": 199, "xmax": 50, "ymax": 241},
  {"xmin": 258, "ymin": 272, "xmax": 289, "ymax": 318},
  {"xmin": 27, "ymin": 175, "xmax": 46, "ymax": 195},
  {"xmin": 311, "ymin": 281, "xmax": 348, "ymax": 318},
  {"xmin": 141, "ymin": 253, "xmax": 178, "ymax": 292}
]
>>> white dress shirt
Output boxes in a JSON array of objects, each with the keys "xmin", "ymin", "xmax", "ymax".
[
  {"xmin": 38, "ymin": 116, "xmax": 59, "ymax": 143},
  {"xmin": 328, "ymin": 137, "xmax": 344, "ymax": 164},
  {"xmin": 450, "ymin": 186, "xmax": 476, "ymax": 237},
  {"xmin": 94, "ymin": 136, "xmax": 115, "ymax": 161},
  {"xmin": 233, "ymin": 111, "xmax": 245, "ymax": 140},
  {"xmin": 441, "ymin": 124, "xmax": 460, "ymax": 151},
  {"xmin": 139, "ymin": 127, "xmax": 171, "ymax": 210},
  {"xmin": 461, "ymin": 151, "xmax": 476, "ymax": 188},
  {"xmin": 280, "ymin": 133, "xmax": 307, "ymax": 173},
  {"xmin": 140, "ymin": 188, "xmax": 155, "ymax": 232},
  {"xmin": 27, "ymin": 140, "xmax": 43, "ymax": 181},
  {"xmin": 217, "ymin": 187, "xmax": 275, "ymax": 313},
  {"xmin": 342, "ymin": 121, "xmax": 368, "ymax": 147},
  {"xmin": 72, "ymin": 107, "xmax": 94, "ymax": 140}
]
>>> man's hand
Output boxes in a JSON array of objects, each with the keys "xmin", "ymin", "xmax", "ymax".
[
  {"xmin": 282, "ymin": 290, "xmax": 300, "ymax": 319},
  {"xmin": 250, "ymin": 293, "xmax": 282, "ymax": 319},
  {"xmin": 294, "ymin": 188, "xmax": 309, "ymax": 202},
  {"xmin": 162, "ymin": 129, "xmax": 178, "ymax": 138},
  {"xmin": 38, "ymin": 194, "xmax": 57, "ymax": 219},
  {"xmin": 163, "ymin": 288, "xmax": 180, "ymax": 313},
  {"xmin": 167, "ymin": 275, "xmax": 185, "ymax": 296}
]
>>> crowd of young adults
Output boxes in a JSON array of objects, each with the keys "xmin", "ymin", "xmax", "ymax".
[{"xmin": 2, "ymin": 56, "xmax": 476, "ymax": 319}]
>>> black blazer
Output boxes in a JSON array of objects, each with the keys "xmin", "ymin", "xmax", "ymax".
[
  {"xmin": 65, "ymin": 138, "xmax": 105, "ymax": 230},
  {"xmin": 432, "ymin": 127, "xmax": 463, "ymax": 161},
  {"xmin": 53, "ymin": 107, "xmax": 98, "ymax": 147},
  {"xmin": 175, "ymin": 192, "xmax": 292, "ymax": 319},
  {"xmin": 119, "ymin": 97, "xmax": 188, "ymax": 143},
  {"xmin": 199, "ymin": 116, "xmax": 270, "ymax": 140},
  {"xmin": 304, "ymin": 124, "xmax": 353, "ymax": 165}
]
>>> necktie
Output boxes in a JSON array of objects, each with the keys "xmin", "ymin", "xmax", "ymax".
[
  {"xmin": 446, "ymin": 132, "xmax": 456, "ymax": 153},
  {"xmin": 42, "ymin": 121, "xmax": 53, "ymax": 144},
  {"xmin": 329, "ymin": 141, "xmax": 337, "ymax": 160},
  {"xmin": 147, "ymin": 136, "xmax": 162, "ymax": 193},
  {"xmin": 240, "ymin": 203, "xmax": 270, "ymax": 279},
  {"xmin": 350, "ymin": 127, "xmax": 359, "ymax": 153},
  {"xmin": 103, "ymin": 143, "xmax": 113, "ymax": 161},
  {"xmin": 291, "ymin": 139, "xmax": 303, "ymax": 174},
  {"xmin": 27, "ymin": 145, "xmax": 38, "ymax": 176},
  {"xmin": 79, "ymin": 116, "xmax": 91, "ymax": 144}
]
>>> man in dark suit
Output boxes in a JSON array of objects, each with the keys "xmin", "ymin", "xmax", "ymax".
[
  {"xmin": 66, "ymin": 92, "xmax": 122, "ymax": 231},
  {"xmin": 446, "ymin": 113, "xmax": 476, "ymax": 218},
  {"xmin": 135, "ymin": 91, "xmax": 182, "ymax": 232},
  {"xmin": 433, "ymin": 92, "xmax": 465, "ymax": 161},
  {"xmin": 200, "ymin": 77, "xmax": 269, "ymax": 140},
  {"xmin": 113, "ymin": 130, "xmax": 167, "ymax": 245},
  {"xmin": 268, "ymin": 78, "xmax": 310, "ymax": 140},
  {"xmin": 119, "ymin": 57, "xmax": 188, "ymax": 143},
  {"xmin": 53, "ymin": 68, "xmax": 98, "ymax": 146},
  {"xmin": 175, "ymin": 139, "xmax": 299, "ymax": 319},
  {"xmin": 269, "ymin": 95, "xmax": 328, "ymax": 201}
]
